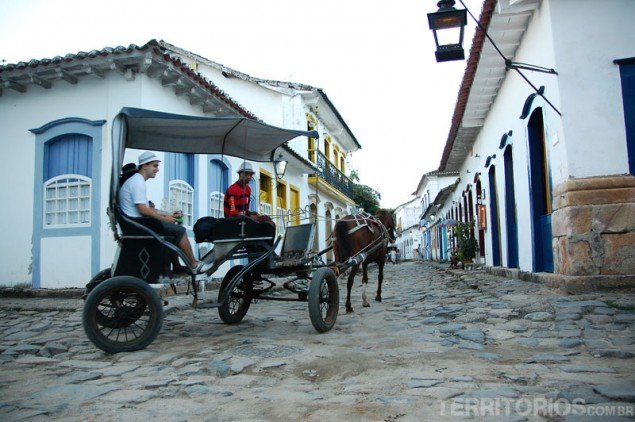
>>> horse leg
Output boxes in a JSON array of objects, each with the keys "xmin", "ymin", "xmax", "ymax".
[
  {"xmin": 376, "ymin": 258, "xmax": 385, "ymax": 302},
  {"xmin": 346, "ymin": 264, "xmax": 359, "ymax": 313},
  {"xmin": 362, "ymin": 262, "xmax": 370, "ymax": 307}
]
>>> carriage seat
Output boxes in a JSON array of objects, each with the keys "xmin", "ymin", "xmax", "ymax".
[
  {"xmin": 112, "ymin": 208, "xmax": 176, "ymax": 283},
  {"xmin": 194, "ymin": 215, "xmax": 275, "ymax": 244},
  {"xmin": 116, "ymin": 209, "xmax": 175, "ymax": 243}
]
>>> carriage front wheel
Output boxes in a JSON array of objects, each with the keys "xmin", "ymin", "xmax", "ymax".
[
  {"xmin": 308, "ymin": 268, "xmax": 339, "ymax": 332},
  {"xmin": 82, "ymin": 276, "xmax": 164, "ymax": 354},
  {"xmin": 218, "ymin": 265, "xmax": 253, "ymax": 324}
]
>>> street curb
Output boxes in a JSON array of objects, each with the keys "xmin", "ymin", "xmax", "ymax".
[{"xmin": 0, "ymin": 287, "xmax": 84, "ymax": 299}]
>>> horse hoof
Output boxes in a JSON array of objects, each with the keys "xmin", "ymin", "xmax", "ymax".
[
  {"xmin": 375, "ymin": 296, "xmax": 382, "ymax": 302},
  {"xmin": 363, "ymin": 302, "xmax": 370, "ymax": 308},
  {"xmin": 346, "ymin": 307, "xmax": 354, "ymax": 314}
]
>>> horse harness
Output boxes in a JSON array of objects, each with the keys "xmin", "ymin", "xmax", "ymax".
[{"xmin": 331, "ymin": 212, "xmax": 389, "ymax": 248}]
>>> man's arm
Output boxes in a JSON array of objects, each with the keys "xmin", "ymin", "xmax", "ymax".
[{"xmin": 136, "ymin": 203, "xmax": 176, "ymax": 223}]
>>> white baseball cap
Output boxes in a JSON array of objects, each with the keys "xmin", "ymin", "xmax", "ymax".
[
  {"xmin": 237, "ymin": 162, "xmax": 255, "ymax": 174},
  {"xmin": 138, "ymin": 151, "xmax": 161, "ymax": 166}
]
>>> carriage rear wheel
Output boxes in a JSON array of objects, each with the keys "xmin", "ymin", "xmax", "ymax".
[
  {"xmin": 308, "ymin": 268, "xmax": 339, "ymax": 332},
  {"xmin": 218, "ymin": 265, "xmax": 253, "ymax": 324},
  {"xmin": 82, "ymin": 276, "xmax": 163, "ymax": 354}
]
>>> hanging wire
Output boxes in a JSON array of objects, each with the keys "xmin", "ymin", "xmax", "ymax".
[{"xmin": 457, "ymin": 0, "xmax": 561, "ymax": 116}]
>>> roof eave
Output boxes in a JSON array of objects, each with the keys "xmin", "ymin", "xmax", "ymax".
[{"xmin": 0, "ymin": 40, "xmax": 257, "ymax": 119}]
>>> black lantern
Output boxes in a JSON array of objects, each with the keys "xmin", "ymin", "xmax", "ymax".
[
  {"xmin": 273, "ymin": 154, "xmax": 288, "ymax": 179},
  {"xmin": 428, "ymin": 0, "xmax": 467, "ymax": 62}
]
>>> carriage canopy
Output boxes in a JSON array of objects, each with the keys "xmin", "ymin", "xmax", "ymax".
[{"xmin": 110, "ymin": 107, "xmax": 319, "ymax": 209}]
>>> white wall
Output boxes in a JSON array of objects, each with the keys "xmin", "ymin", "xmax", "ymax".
[
  {"xmin": 549, "ymin": 0, "xmax": 634, "ymax": 178},
  {"xmin": 443, "ymin": 0, "xmax": 634, "ymax": 272}
]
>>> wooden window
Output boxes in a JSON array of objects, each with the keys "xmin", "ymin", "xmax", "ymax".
[
  {"xmin": 324, "ymin": 136, "xmax": 332, "ymax": 162},
  {"xmin": 276, "ymin": 181, "xmax": 288, "ymax": 235},
  {"xmin": 259, "ymin": 170, "xmax": 273, "ymax": 215},
  {"xmin": 306, "ymin": 113, "xmax": 317, "ymax": 163},
  {"xmin": 290, "ymin": 185, "xmax": 301, "ymax": 226}
]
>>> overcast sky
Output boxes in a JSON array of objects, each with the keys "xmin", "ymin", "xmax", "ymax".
[{"xmin": 0, "ymin": 0, "xmax": 482, "ymax": 208}]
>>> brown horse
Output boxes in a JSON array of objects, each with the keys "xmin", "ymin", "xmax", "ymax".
[{"xmin": 332, "ymin": 209, "xmax": 396, "ymax": 313}]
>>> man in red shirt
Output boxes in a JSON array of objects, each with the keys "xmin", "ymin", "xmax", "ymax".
[{"xmin": 224, "ymin": 162, "xmax": 255, "ymax": 217}]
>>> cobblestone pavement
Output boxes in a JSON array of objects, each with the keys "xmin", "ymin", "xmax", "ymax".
[{"xmin": 1, "ymin": 262, "xmax": 634, "ymax": 421}]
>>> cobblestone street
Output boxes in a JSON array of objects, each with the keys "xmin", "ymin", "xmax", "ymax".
[{"xmin": 1, "ymin": 261, "xmax": 634, "ymax": 421}]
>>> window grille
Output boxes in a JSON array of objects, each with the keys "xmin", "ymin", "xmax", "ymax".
[
  {"xmin": 259, "ymin": 202, "xmax": 272, "ymax": 216},
  {"xmin": 169, "ymin": 180, "xmax": 194, "ymax": 227},
  {"xmin": 210, "ymin": 192, "xmax": 224, "ymax": 219},
  {"xmin": 276, "ymin": 208, "xmax": 289, "ymax": 236},
  {"xmin": 44, "ymin": 175, "xmax": 91, "ymax": 227}
]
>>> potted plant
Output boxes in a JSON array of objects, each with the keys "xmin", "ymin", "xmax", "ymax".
[{"xmin": 455, "ymin": 221, "xmax": 477, "ymax": 268}]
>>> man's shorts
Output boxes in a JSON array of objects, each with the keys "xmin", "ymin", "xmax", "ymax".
[{"xmin": 161, "ymin": 221, "xmax": 186, "ymax": 245}]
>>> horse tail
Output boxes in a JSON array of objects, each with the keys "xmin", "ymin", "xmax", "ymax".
[{"xmin": 334, "ymin": 220, "xmax": 352, "ymax": 262}]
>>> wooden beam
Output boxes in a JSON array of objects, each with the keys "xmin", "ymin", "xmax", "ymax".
[
  {"xmin": 56, "ymin": 69, "xmax": 78, "ymax": 84},
  {"xmin": 146, "ymin": 62, "xmax": 166, "ymax": 78},
  {"xmin": 140, "ymin": 53, "xmax": 153, "ymax": 74},
  {"xmin": 2, "ymin": 79, "xmax": 27, "ymax": 93},
  {"xmin": 30, "ymin": 74, "xmax": 51, "ymax": 89},
  {"xmin": 174, "ymin": 79, "xmax": 190, "ymax": 95},
  {"xmin": 84, "ymin": 65, "xmax": 105, "ymax": 78},
  {"xmin": 108, "ymin": 60, "xmax": 126, "ymax": 75},
  {"xmin": 161, "ymin": 70, "xmax": 180, "ymax": 86}
]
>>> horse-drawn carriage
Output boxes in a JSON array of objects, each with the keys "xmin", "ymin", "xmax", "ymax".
[{"xmin": 82, "ymin": 108, "xmax": 394, "ymax": 354}]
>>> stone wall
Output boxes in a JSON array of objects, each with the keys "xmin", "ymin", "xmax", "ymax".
[{"xmin": 551, "ymin": 175, "xmax": 635, "ymax": 290}]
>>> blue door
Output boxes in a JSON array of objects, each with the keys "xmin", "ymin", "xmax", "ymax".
[
  {"xmin": 616, "ymin": 59, "xmax": 635, "ymax": 175},
  {"xmin": 503, "ymin": 147, "xmax": 519, "ymax": 267},
  {"xmin": 527, "ymin": 108, "xmax": 554, "ymax": 272},
  {"xmin": 488, "ymin": 167, "xmax": 501, "ymax": 266}
]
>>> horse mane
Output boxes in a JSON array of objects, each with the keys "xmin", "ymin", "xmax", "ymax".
[{"xmin": 374, "ymin": 209, "xmax": 396, "ymax": 241}]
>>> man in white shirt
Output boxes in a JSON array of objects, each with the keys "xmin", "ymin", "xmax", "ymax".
[{"xmin": 119, "ymin": 151, "xmax": 203, "ymax": 271}]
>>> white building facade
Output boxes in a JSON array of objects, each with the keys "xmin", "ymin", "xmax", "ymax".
[
  {"xmin": 415, "ymin": 171, "xmax": 459, "ymax": 261},
  {"xmin": 160, "ymin": 42, "xmax": 361, "ymax": 262},
  {"xmin": 0, "ymin": 40, "xmax": 360, "ymax": 288},
  {"xmin": 393, "ymin": 198, "xmax": 423, "ymax": 260},
  {"xmin": 421, "ymin": 0, "xmax": 635, "ymax": 291}
]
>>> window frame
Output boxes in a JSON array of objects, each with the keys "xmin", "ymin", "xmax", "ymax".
[
  {"xmin": 209, "ymin": 191, "xmax": 224, "ymax": 219},
  {"xmin": 169, "ymin": 180, "xmax": 194, "ymax": 228},
  {"xmin": 43, "ymin": 174, "xmax": 92, "ymax": 228},
  {"xmin": 259, "ymin": 170, "xmax": 273, "ymax": 216}
]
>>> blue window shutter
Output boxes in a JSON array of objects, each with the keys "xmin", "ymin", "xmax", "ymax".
[
  {"xmin": 210, "ymin": 159, "xmax": 229, "ymax": 192},
  {"xmin": 44, "ymin": 134, "xmax": 92, "ymax": 180},
  {"xmin": 168, "ymin": 153, "xmax": 194, "ymax": 185}
]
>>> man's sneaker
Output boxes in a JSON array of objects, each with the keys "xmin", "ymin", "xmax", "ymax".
[{"xmin": 196, "ymin": 261, "xmax": 214, "ymax": 274}]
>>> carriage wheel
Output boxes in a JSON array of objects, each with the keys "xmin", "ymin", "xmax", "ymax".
[
  {"xmin": 218, "ymin": 265, "xmax": 253, "ymax": 324},
  {"xmin": 83, "ymin": 268, "xmax": 111, "ymax": 298},
  {"xmin": 82, "ymin": 276, "xmax": 163, "ymax": 354},
  {"xmin": 308, "ymin": 268, "xmax": 339, "ymax": 332}
]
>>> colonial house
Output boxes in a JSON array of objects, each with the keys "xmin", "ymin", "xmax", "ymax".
[
  {"xmin": 415, "ymin": 170, "xmax": 459, "ymax": 261},
  {"xmin": 159, "ymin": 41, "xmax": 361, "ymax": 262},
  {"xmin": 0, "ymin": 39, "xmax": 360, "ymax": 288},
  {"xmin": 420, "ymin": 0, "xmax": 635, "ymax": 291},
  {"xmin": 393, "ymin": 198, "xmax": 422, "ymax": 260}
]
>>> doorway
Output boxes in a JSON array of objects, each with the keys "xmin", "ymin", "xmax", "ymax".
[{"xmin": 527, "ymin": 108, "xmax": 554, "ymax": 272}]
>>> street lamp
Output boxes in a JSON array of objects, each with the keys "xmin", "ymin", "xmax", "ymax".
[
  {"xmin": 427, "ymin": 0, "xmax": 467, "ymax": 62},
  {"xmin": 273, "ymin": 153, "xmax": 288, "ymax": 179}
]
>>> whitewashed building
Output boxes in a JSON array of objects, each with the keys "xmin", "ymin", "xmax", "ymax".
[
  {"xmin": 421, "ymin": 0, "xmax": 635, "ymax": 291},
  {"xmin": 415, "ymin": 171, "xmax": 459, "ymax": 261},
  {"xmin": 393, "ymin": 198, "xmax": 422, "ymax": 260},
  {"xmin": 159, "ymin": 41, "xmax": 361, "ymax": 262},
  {"xmin": 0, "ymin": 39, "xmax": 360, "ymax": 288}
]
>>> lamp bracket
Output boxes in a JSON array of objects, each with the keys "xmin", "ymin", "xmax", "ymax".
[{"xmin": 505, "ymin": 60, "xmax": 557, "ymax": 75}]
